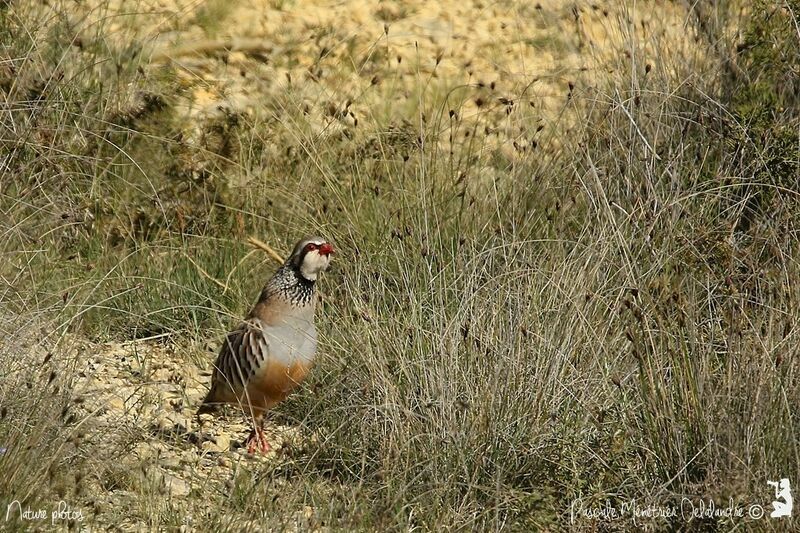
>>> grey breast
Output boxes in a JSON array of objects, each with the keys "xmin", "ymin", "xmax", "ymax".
[{"xmin": 260, "ymin": 308, "xmax": 317, "ymax": 366}]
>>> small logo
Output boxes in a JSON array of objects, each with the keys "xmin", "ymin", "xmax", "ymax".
[{"xmin": 767, "ymin": 478, "xmax": 792, "ymax": 518}]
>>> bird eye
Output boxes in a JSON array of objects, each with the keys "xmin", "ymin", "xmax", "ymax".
[{"xmin": 304, "ymin": 243, "xmax": 318, "ymax": 252}]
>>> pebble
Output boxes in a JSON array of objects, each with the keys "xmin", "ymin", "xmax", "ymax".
[
  {"xmin": 161, "ymin": 473, "xmax": 191, "ymax": 497},
  {"xmin": 107, "ymin": 397, "xmax": 125, "ymax": 412},
  {"xmin": 214, "ymin": 433, "xmax": 231, "ymax": 451}
]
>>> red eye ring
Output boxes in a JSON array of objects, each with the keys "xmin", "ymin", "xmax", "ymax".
[{"xmin": 302, "ymin": 241, "xmax": 334, "ymax": 256}]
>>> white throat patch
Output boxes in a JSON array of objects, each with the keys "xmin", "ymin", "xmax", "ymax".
[{"xmin": 299, "ymin": 250, "xmax": 330, "ymax": 281}]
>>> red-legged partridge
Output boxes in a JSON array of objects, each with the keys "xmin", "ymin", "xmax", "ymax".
[{"xmin": 197, "ymin": 236, "xmax": 334, "ymax": 453}]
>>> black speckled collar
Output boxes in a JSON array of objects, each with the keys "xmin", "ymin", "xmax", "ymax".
[{"xmin": 264, "ymin": 265, "xmax": 315, "ymax": 307}]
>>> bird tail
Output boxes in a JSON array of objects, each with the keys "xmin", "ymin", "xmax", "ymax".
[
  {"xmin": 196, "ymin": 387, "xmax": 219, "ymax": 416},
  {"xmin": 196, "ymin": 401, "xmax": 216, "ymax": 416}
]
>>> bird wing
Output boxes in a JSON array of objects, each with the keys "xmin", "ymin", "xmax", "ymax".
[{"xmin": 198, "ymin": 318, "xmax": 270, "ymax": 412}]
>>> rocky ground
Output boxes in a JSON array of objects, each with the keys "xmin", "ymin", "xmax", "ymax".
[
  {"xmin": 63, "ymin": 0, "xmax": 698, "ymax": 164},
  {"xmin": 67, "ymin": 335, "xmax": 324, "ymax": 529}
]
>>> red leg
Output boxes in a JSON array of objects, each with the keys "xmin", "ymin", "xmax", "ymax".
[{"xmin": 245, "ymin": 427, "xmax": 271, "ymax": 454}]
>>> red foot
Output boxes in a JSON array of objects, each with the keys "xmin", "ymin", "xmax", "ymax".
[{"xmin": 245, "ymin": 428, "xmax": 271, "ymax": 454}]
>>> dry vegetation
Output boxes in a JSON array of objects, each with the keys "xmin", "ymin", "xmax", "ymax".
[{"xmin": 1, "ymin": 0, "xmax": 799, "ymax": 531}]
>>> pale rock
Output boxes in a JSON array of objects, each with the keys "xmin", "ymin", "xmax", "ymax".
[
  {"xmin": 152, "ymin": 367, "xmax": 172, "ymax": 382},
  {"xmin": 107, "ymin": 396, "xmax": 125, "ymax": 412},
  {"xmin": 214, "ymin": 433, "xmax": 231, "ymax": 451},
  {"xmin": 162, "ymin": 473, "xmax": 190, "ymax": 497}
]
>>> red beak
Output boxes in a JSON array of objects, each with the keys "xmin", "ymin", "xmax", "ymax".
[{"xmin": 319, "ymin": 242, "xmax": 335, "ymax": 256}]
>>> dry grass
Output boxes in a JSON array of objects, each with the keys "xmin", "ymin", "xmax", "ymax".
[{"xmin": 1, "ymin": 0, "xmax": 798, "ymax": 531}]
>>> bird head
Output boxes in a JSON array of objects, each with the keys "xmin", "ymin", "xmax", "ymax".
[{"xmin": 288, "ymin": 236, "xmax": 334, "ymax": 281}]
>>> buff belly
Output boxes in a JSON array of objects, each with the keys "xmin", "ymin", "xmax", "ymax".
[{"xmin": 242, "ymin": 358, "xmax": 312, "ymax": 413}]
